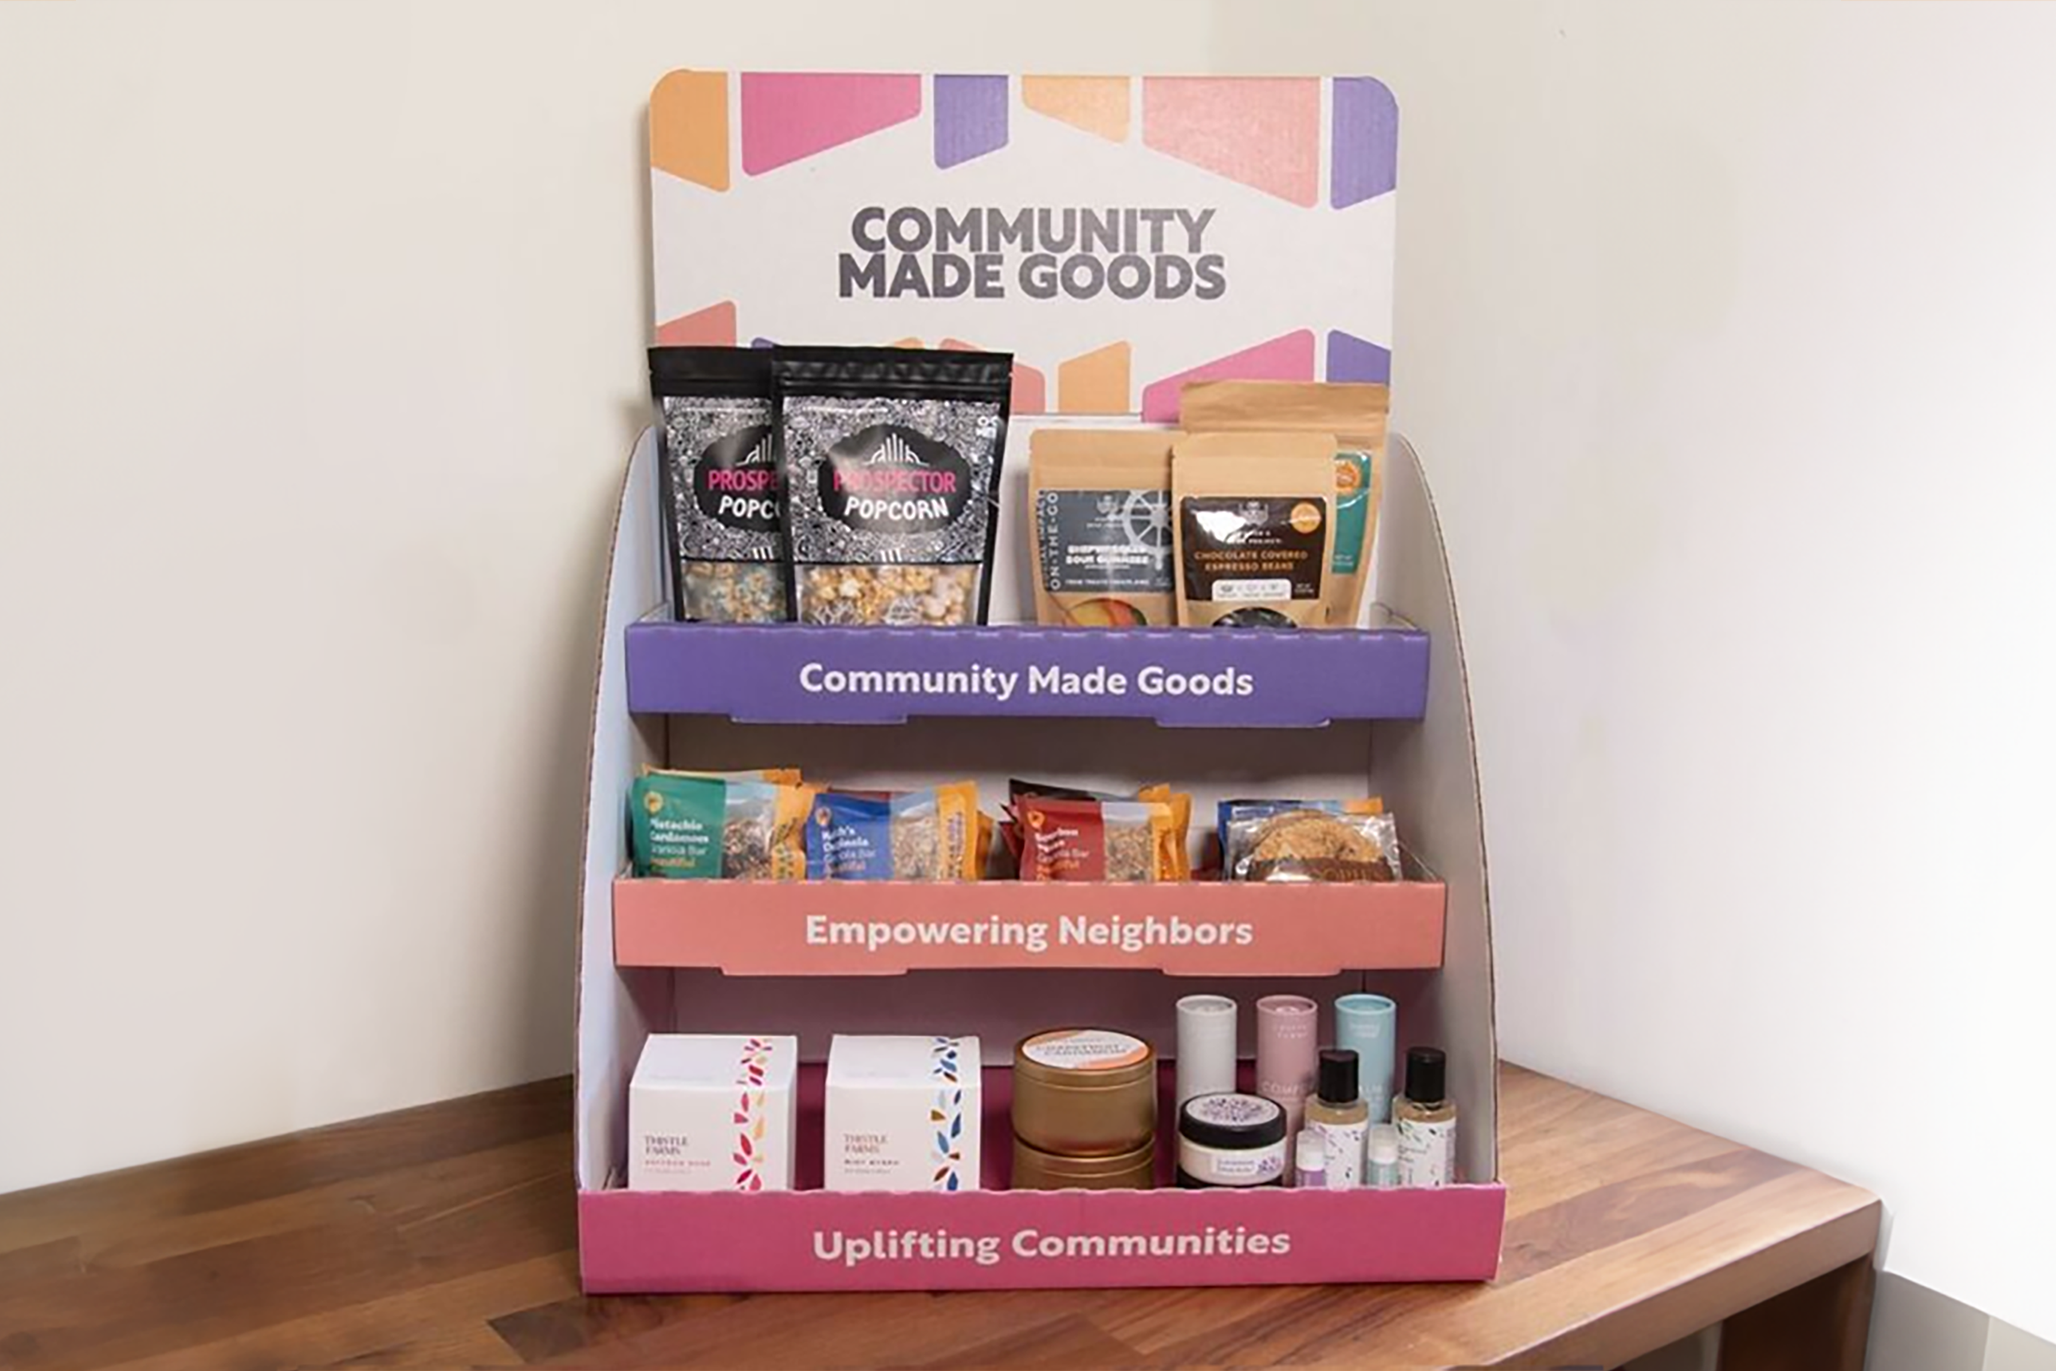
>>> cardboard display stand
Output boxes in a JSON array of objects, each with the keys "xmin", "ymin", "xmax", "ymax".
[{"xmin": 568, "ymin": 71, "xmax": 1502, "ymax": 1293}]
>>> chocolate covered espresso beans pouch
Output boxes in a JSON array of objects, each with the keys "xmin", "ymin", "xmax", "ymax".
[
  {"xmin": 1180, "ymin": 381, "xmax": 1389, "ymax": 628},
  {"xmin": 1171, "ymin": 433, "xmax": 1336, "ymax": 629},
  {"xmin": 773, "ymin": 347, "xmax": 1012, "ymax": 626},
  {"xmin": 648, "ymin": 347, "xmax": 787, "ymax": 623}
]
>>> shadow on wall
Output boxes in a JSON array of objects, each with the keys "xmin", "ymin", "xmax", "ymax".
[{"xmin": 498, "ymin": 105, "xmax": 665, "ymax": 1087}]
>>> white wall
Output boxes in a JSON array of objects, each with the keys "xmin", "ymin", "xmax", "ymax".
[{"xmin": 3, "ymin": 0, "xmax": 2053, "ymax": 1350}]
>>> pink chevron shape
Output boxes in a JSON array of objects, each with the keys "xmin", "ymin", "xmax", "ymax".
[
  {"xmin": 1140, "ymin": 330, "xmax": 1315, "ymax": 423},
  {"xmin": 655, "ymin": 301, "xmax": 737, "ymax": 347},
  {"xmin": 741, "ymin": 73, "xmax": 922, "ymax": 175},
  {"xmin": 657, "ymin": 302, "xmax": 740, "ymax": 349},
  {"xmin": 1143, "ymin": 77, "xmax": 1320, "ymax": 207}
]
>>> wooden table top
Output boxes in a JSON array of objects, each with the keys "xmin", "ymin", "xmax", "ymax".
[{"xmin": 0, "ymin": 1065, "xmax": 1879, "ymax": 1370}]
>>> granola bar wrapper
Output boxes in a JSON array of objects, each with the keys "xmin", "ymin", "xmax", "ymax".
[
  {"xmin": 805, "ymin": 783, "xmax": 982, "ymax": 881},
  {"xmin": 1003, "ymin": 781, "xmax": 1189, "ymax": 879},
  {"xmin": 1017, "ymin": 795, "xmax": 1179, "ymax": 883},
  {"xmin": 1137, "ymin": 784, "xmax": 1195, "ymax": 880},
  {"xmin": 630, "ymin": 772, "xmax": 726, "ymax": 879},
  {"xmin": 648, "ymin": 347, "xmax": 788, "ymax": 623},
  {"xmin": 720, "ymin": 780, "xmax": 816, "ymax": 882},
  {"xmin": 639, "ymin": 766, "xmax": 804, "ymax": 785},
  {"xmin": 773, "ymin": 346, "xmax": 1012, "ymax": 626},
  {"xmin": 1225, "ymin": 809, "xmax": 1401, "ymax": 883},
  {"xmin": 629, "ymin": 773, "xmax": 811, "ymax": 880}
]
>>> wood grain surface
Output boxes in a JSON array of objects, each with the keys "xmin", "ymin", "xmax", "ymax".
[{"xmin": 0, "ymin": 1066, "xmax": 1878, "ymax": 1370}]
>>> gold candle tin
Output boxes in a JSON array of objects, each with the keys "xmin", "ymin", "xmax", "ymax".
[
  {"xmin": 1011, "ymin": 1135, "xmax": 1155, "ymax": 1190},
  {"xmin": 1011, "ymin": 1028, "xmax": 1158, "ymax": 1157}
]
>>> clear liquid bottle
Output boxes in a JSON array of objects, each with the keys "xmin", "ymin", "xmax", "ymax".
[
  {"xmin": 1303, "ymin": 1049, "xmax": 1369, "ymax": 1188},
  {"xmin": 1393, "ymin": 1046, "xmax": 1457, "ymax": 1188}
]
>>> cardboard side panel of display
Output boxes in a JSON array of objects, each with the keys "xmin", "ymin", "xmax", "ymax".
[
  {"xmin": 574, "ymin": 430, "xmax": 672, "ymax": 1194},
  {"xmin": 1369, "ymin": 435, "xmax": 1500, "ymax": 1184}
]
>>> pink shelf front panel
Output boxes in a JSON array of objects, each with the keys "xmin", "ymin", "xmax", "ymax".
[
  {"xmin": 613, "ymin": 877, "xmax": 1447, "ymax": 975},
  {"xmin": 579, "ymin": 1182, "xmax": 1504, "ymax": 1292}
]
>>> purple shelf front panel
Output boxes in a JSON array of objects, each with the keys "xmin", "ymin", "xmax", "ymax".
[{"xmin": 623, "ymin": 622, "xmax": 1429, "ymax": 726}]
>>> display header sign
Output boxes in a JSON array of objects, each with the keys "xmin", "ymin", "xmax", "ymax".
[{"xmin": 649, "ymin": 72, "xmax": 1399, "ymax": 418}]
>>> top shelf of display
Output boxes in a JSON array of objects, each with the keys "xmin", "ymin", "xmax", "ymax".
[{"xmin": 622, "ymin": 616, "xmax": 1429, "ymax": 726}]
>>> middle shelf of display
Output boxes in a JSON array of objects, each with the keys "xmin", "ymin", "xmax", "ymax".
[
  {"xmin": 623, "ymin": 618, "xmax": 1430, "ymax": 726},
  {"xmin": 613, "ymin": 876, "xmax": 1446, "ymax": 974}
]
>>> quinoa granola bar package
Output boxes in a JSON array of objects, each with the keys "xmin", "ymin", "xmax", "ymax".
[
  {"xmin": 648, "ymin": 347, "xmax": 788, "ymax": 623},
  {"xmin": 772, "ymin": 346, "xmax": 1012, "ymax": 626},
  {"xmin": 804, "ymin": 782, "xmax": 983, "ymax": 881}
]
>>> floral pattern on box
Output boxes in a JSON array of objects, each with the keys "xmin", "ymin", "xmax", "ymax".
[
  {"xmin": 730, "ymin": 1036, "xmax": 774, "ymax": 1190},
  {"xmin": 928, "ymin": 1036, "xmax": 966, "ymax": 1191}
]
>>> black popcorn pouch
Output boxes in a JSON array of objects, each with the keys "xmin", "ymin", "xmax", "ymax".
[
  {"xmin": 772, "ymin": 346, "xmax": 1012, "ymax": 626},
  {"xmin": 648, "ymin": 346, "xmax": 788, "ymax": 623}
]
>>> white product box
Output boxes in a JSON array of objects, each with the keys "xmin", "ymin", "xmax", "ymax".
[
  {"xmin": 629, "ymin": 1034, "xmax": 797, "ymax": 1192},
  {"xmin": 824, "ymin": 1035, "xmax": 981, "ymax": 1193}
]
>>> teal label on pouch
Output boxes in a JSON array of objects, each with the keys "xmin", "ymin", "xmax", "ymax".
[
  {"xmin": 1332, "ymin": 450, "xmax": 1372, "ymax": 576},
  {"xmin": 630, "ymin": 774, "xmax": 726, "ymax": 878}
]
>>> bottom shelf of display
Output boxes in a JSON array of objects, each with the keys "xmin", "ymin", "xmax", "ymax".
[
  {"xmin": 577, "ymin": 1063, "xmax": 1504, "ymax": 1293},
  {"xmin": 578, "ymin": 1180, "xmax": 1506, "ymax": 1292}
]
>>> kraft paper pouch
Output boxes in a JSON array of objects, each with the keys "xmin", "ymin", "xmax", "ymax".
[
  {"xmin": 1180, "ymin": 381, "xmax": 1389, "ymax": 628},
  {"xmin": 1170, "ymin": 433, "xmax": 1336, "ymax": 629},
  {"xmin": 1028, "ymin": 429, "xmax": 1180, "ymax": 628}
]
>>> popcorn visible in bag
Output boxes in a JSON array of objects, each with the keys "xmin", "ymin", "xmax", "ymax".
[
  {"xmin": 1028, "ymin": 429, "xmax": 1179, "ymax": 627},
  {"xmin": 774, "ymin": 347, "xmax": 1011, "ymax": 626},
  {"xmin": 1171, "ymin": 433, "xmax": 1336, "ymax": 629},
  {"xmin": 648, "ymin": 347, "xmax": 787, "ymax": 623},
  {"xmin": 1180, "ymin": 381, "xmax": 1389, "ymax": 627}
]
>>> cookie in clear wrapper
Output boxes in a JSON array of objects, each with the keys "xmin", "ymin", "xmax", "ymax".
[{"xmin": 1224, "ymin": 808, "xmax": 1401, "ymax": 883}]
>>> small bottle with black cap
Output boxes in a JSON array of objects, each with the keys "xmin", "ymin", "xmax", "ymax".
[
  {"xmin": 1302, "ymin": 1048, "xmax": 1370, "ymax": 1188},
  {"xmin": 1394, "ymin": 1046, "xmax": 1457, "ymax": 1187}
]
